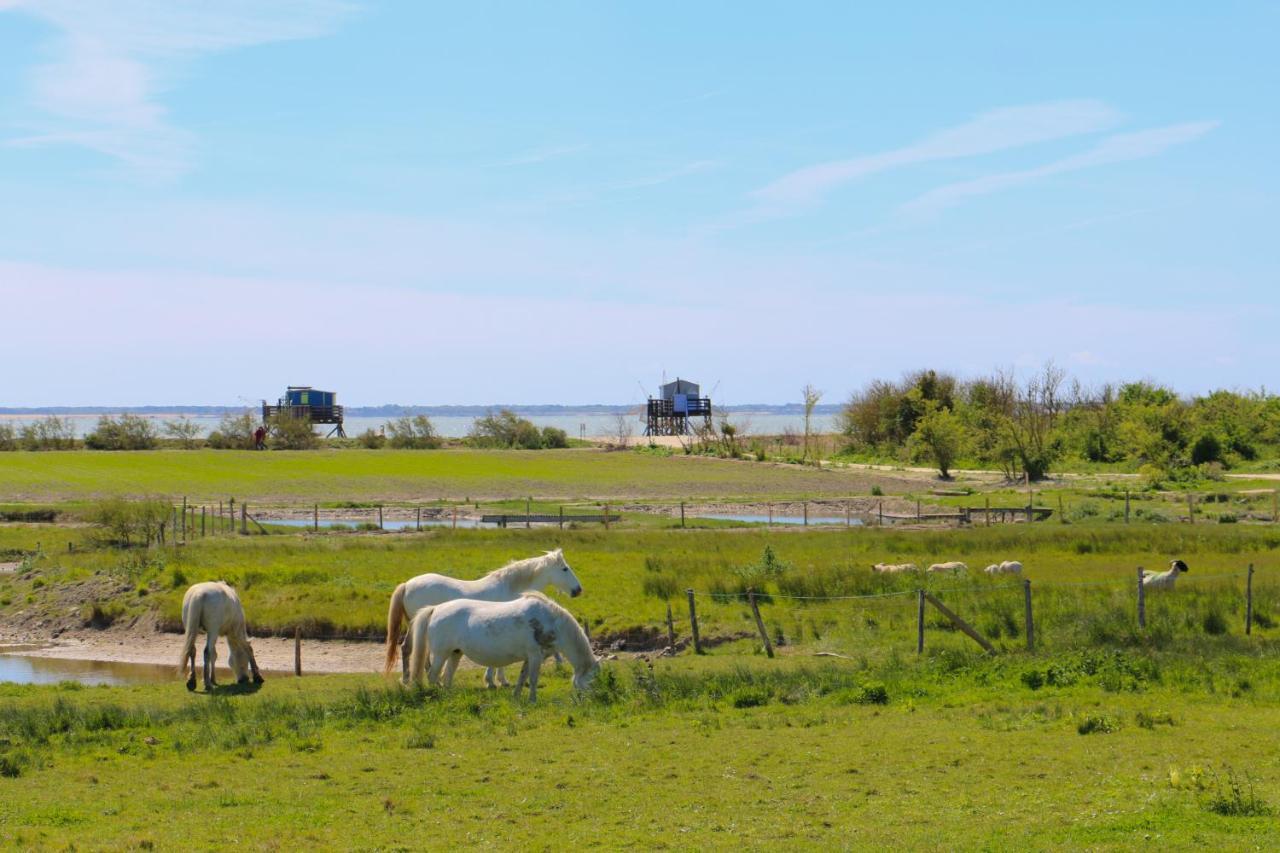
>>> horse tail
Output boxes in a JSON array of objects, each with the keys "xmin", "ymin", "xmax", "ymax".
[
  {"xmin": 408, "ymin": 606, "xmax": 436, "ymax": 684},
  {"xmin": 384, "ymin": 582, "xmax": 408, "ymax": 673},
  {"xmin": 177, "ymin": 594, "xmax": 200, "ymax": 677}
]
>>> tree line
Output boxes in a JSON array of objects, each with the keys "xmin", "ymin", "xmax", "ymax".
[{"xmin": 839, "ymin": 364, "xmax": 1280, "ymax": 483}]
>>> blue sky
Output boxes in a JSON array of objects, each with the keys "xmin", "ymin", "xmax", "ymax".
[{"xmin": 1, "ymin": 2, "xmax": 1276, "ymax": 406}]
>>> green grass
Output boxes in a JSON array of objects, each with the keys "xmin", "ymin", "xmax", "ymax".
[
  {"xmin": 0, "ymin": 447, "xmax": 913, "ymax": 503},
  {"xmin": 2, "ymin": 652, "xmax": 1280, "ymax": 848}
]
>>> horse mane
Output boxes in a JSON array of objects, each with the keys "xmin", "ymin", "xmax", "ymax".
[{"xmin": 489, "ymin": 551, "xmax": 559, "ymax": 587}]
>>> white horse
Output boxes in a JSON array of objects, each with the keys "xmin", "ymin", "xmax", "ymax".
[
  {"xmin": 984, "ymin": 560, "xmax": 1023, "ymax": 575},
  {"xmin": 177, "ymin": 581, "xmax": 263, "ymax": 691},
  {"xmin": 384, "ymin": 549, "xmax": 584, "ymax": 683},
  {"xmin": 1142, "ymin": 559, "xmax": 1189, "ymax": 590},
  {"xmin": 873, "ymin": 562, "xmax": 918, "ymax": 574},
  {"xmin": 928, "ymin": 561, "xmax": 968, "ymax": 574},
  {"xmin": 407, "ymin": 591, "xmax": 600, "ymax": 702}
]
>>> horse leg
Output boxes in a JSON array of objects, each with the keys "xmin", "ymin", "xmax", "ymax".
[
  {"xmin": 497, "ymin": 667, "xmax": 509, "ymax": 687},
  {"xmin": 426, "ymin": 649, "xmax": 448, "ymax": 687},
  {"xmin": 443, "ymin": 651, "xmax": 462, "ymax": 688},
  {"xmin": 514, "ymin": 661, "xmax": 529, "ymax": 699},
  {"xmin": 401, "ymin": 631, "xmax": 413, "ymax": 683},
  {"xmin": 186, "ymin": 647, "xmax": 197, "ymax": 692},
  {"xmin": 485, "ymin": 667, "xmax": 496, "ymax": 689},
  {"xmin": 203, "ymin": 633, "xmax": 217, "ymax": 691},
  {"xmin": 526, "ymin": 652, "xmax": 544, "ymax": 703},
  {"xmin": 248, "ymin": 645, "xmax": 264, "ymax": 684}
]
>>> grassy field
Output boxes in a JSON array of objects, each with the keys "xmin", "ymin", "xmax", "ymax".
[
  {"xmin": 0, "ymin": 448, "xmax": 927, "ymax": 503},
  {"xmin": 2, "ymin": 651, "xmax": 1278, "ymax": 848}
]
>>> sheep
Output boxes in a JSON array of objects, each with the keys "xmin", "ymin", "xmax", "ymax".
[
  {"xmin": 927, "ymin": 561, "xmax": 967, "ymax": 574},
  {"xmin": 872, "ymin": 562, "xmax": 919, "ymax": 574},
  {"xmin": 1141, "ymin": 559, "xmax": 1189, "ymax": 590},
  {"xmin": 984, "ymin": 560, "xmax": 1023, "ymax": 575}
]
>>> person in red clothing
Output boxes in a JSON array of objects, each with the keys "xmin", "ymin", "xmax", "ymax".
[{"xmin": 253, "ymin": 425, "xmax": 267, "ymax": 450}]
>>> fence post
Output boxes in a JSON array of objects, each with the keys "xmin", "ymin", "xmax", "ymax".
[
  {"xmin": 229, "ymin": 498, "xmax": 235, "ymax": 534},
  {"xmin": 768, "ymin": 503, "xmax": 774, "ymax": 527},
  {"xmin": 1137, "ymin": 566, "xmax": 1146, "ymax": 629},
  {"xmin": 603, "ymin": 503, "xmax": 610, "ymax": 530},
  {"xmin": 452, "ymin": 506, "xmax": 457, "ymax": 530},
  {"xmin": 748, "ymin": 590, "xmax": 774, "ymax": 658},
  {"xmin": 878, "ymin": 500, "xmax": 883, "ymax": 526},
  {"xmin": 559, "ymin": 506, "xmax": 564, "ymax": 530},
  {"xmin": 1125, "ymin": 490, "xmax": 1130, "ymax": 524},
  {"xmin": 314, "ymin": 503, "xmax": 319, "ymax": 532},
  {"xmin": 1027, "ymin": 490, "xmax": 1034, "ymax": 525},
  {"xmin": 666, "ymin": 600, "xmax": 677, "ymax": 651},
  {"xmin": 680, "ymin": 501, "xmax": 685, "ymax": 528},
  {"xmin": 1024, "ymin": 578, "xmax": 1034, "ymax": 652},
  {"xmin": 916, "ymin": 499, "xmax": 921, "ymax": 521},
  {"xmin": 845, "ymin": 502, "xmax": 851, "ymax": 527},
  {"xmin": 201, "ymin": 506, "xmax": 206, "ymax": 538},
  {"xmin": 294, "ymin": 626, "xmax": 302, "ymax": 676},
  {"xmin": 1058, "ymin": 494, "xmax": 1064, "ymax": 524},
  {"xmin": 803, "ymin": 502, "xmax": 808, "ymax": 526},
  {"xmin": 916, "ymin": 589, "xmax": 925, "ymax": 653},
  {"xmin": 1246, "ymin": 563, "xmax": 1255, "ymax": 635},
  {"xmin": 526, "ymin": 497, "xmax": 532, "ymax": 529},
  {"xmin": 241, "ymin": 503, "xmax": 247, "ymax": 535},
  {"xmin": 1187, "ymin": 493, "xmax": 1195, "ymax": 525},
  {"xmin": 378, "ymin": 505, "xmax": 384, "ymax": 530},
  {"xmin": 686, "ymin": 589, "xmax": 703, "ymax": 654},
  {"xmin": 985, "ymin": 496, "xmax": 990, "ymax": 527},
  {"xmin": 182, "ymin": 496, "xmax": 188, "ymax": 543},
  {"xmin": 1273, "ymin": 490, "xmax": 1278, "ymax": 524}
]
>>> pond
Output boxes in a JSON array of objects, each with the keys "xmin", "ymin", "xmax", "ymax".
[
  {"xmin": 264, "ymin": 517, "xmax": 493, "ymax": 530},
  {"xmin": 0, "ymin": 648, "xmax": 176, "ymax": 685},
  {"xmin": 693, "ymin": 513, "xmax": 865, "ymax": 526}
]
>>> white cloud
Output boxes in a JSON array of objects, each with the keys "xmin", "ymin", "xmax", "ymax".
[
  {"xmin": 901, "ymin": 121, "xmax": 1219, "ymax": 217},
  {"xmin": 2, "ymin": 0, "xmax": 354, "ymax": 177},
  {"xmin": 750, "ymin": 100, "xmax": 1121, "ymax": 213}
]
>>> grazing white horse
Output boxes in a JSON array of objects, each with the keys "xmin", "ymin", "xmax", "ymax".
[
  {"xmin": 407, "ymin": 592, "xmax": 600, "ymax": 702},
  {"xmin": 984, "ymin": 560, "xmax": 1023, "ymax": 575},
  {"xmin": 385, "ymin": 549, "xmax": 584, "ymax": 683},
  {"xmin": 928, "ymin": 561, "xmax": 968, "ymax": 574},
  {"xmin": 1142, "ymin": 559, "xmax": 1189, "ymax": 590},
  {"xmin": 873, "ymin": 562, "xmax": 919, "ymax": 574},
  {"xmin": 177, "ymin": 581, "xmax": 263, "ymax": 691}
]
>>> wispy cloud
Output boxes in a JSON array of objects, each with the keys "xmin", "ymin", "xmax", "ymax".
[
  {"xmin": 2, "ymin": 0, "xmax": 354, "ymax": 178},
  {"xmin": 900, "ymin": 121, "xmax": 1219, "ymax": 217},
  {"xmin": 750, "ymin": 100, "xmax": 1121, "ymax": 214},
  {"xmin": 488, "ymin": 143, "xmax": 590, "ymax": 168}
]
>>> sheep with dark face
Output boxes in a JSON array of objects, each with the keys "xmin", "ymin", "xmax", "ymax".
[{"xmin": 1141, "ymin": 559, "xmax": 1189, "ymax": 590}]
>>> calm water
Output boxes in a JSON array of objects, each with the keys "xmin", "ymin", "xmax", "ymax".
[
  {"xmin": 0, "ymin": 649, "xmax": 175, "ymax": 685},
  {"xmin": 0, "ymin": 412, "xmax": 835, "ymax": 439},
  {"xmin": 266, "ymin": 517, "xmax": 493, "ymax": 530},
  {"xmin": 696, "ymin": 513, "xmax": 865, "ymax": 526}
]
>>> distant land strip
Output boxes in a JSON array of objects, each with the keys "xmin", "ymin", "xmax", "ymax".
[{"xmin": 0, "ymin": 403, "xmax": 844, "ymax": 417}]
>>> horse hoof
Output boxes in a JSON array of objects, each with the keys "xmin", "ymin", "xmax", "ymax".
[
  {"xmin": 253, "ymin": 674, "xmax": 264, "ymax": 684},
  {"xmin": 186, "ymin": 678, "xmax": 196, "ymax": 692},
  {"xmin": 237, "ymin": 677, "xmax": 249, "ymax": 685}
]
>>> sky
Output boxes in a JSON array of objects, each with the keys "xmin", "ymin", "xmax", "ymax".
[{"xmin": 1, "ymin": 2, "xmax": 1276, "ymax": 407}]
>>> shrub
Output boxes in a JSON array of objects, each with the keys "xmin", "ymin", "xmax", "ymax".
[
  {"xmin": 82, "ymin": 602, "xmax": 126, "ymax": 629},
  {"xmin": 385, "ymin": 415, "xmax": 442, "ymax": 449},
  {"xmin": 1077, "ymin": 714, "xmax": 1120, "ymax": 735},
  {"xmin": 1191, "ymin": 433, "xmax": 1223, "ymax": 466},
  {"xmin": 1202, "ymin": 767, "xmax": 1272, "ymax": 817},
  {"xmin": 855, "ymin": 682, "xmax": 889, "ymax": 705},
  {"xmin": 870, "ymin": 485, "xmax": 884, "ymax": 497},
  {"xmin": 268, "ymin": 413, "xmax": 318, "ymax": 450},
  {"xmin": 206, "ymin": 412, "xmax": 256, "ymax": 450},
  {"xmin": 357, "ymin": 429, "xmax": 385, "ymax": 449},
  {"xmin": 469, "ymin": 410, "xmax": 545, "ymax": 449},
  {"xmin": 1202, "ymin": 609, "xmax": 1229, "ymax": 636},
  {"xmin": 163, "ymin": 417, "xmax": 202, "ymax": 449},
  {"xmin": 19, "ymin": 416, "xmax": 76, "ymax": 450},
  {"xmin": 0, "ymin": 424, "xmax": 16, "ymax": 451},
  {"xmin": 84, "ymin": 414, "xmax": 158, "ymax": 450},
  {"xmin": 540, "ymin": 426, "xmax": 569, "ymax": 449},
  {"xmin": 86, "ymin": 498, "xmax": 171, "ymax": 548}
]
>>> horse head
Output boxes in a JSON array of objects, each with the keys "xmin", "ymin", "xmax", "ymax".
[
  {"xmin": 573, "ymin": 657, "xmax": 602, "ymax": 692},
  {"xmin": 542, "ymin": 548, "xmax": 583, "ymax": 598},
  {"xmin": 227, "ymin": 643, "xmax": 253, "ymax": 684}
]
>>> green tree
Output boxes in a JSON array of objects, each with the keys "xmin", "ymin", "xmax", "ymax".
[{"xmin": 910, "ymin": 405, "xmax": 965, "ymax": 479}]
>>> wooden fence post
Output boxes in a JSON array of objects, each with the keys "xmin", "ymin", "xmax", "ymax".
[
  {"xmin": 228, "ymin": 498, "xmax": 235, "ymax": 534},
  {"xmin": 294, "ymin": 626, "xmax": 302, "ymax": 676},
  {"xmin": 845, "ymin": 502, "xmax": 851, "ymax": 527},
  {"xmin": 666, "ymin": 601, "xmax": 677, "ymax": 651},
  {"xmin": 416, "ymin": 506, "xmax": 421, "ymax": 531},
  {"xmin": 526, "ymin": 497, "xmax": 532, "ymax": 529},
  {"xmin": 923, "ymin": 592, "xmax": 997, "ymax": 655},
  {"xmin": 916, "ymin": 589, "xmax": 925, "ymax": 653},
  {"xmin": 1027, "ymin": 490, "xmax": 1034, "ymax": 525},
  {"xmin": 603, "ymin": 503, "xmax": 610, "ymax": 530},
  {"xmin": 680, "ymin": 501, "xmax": 685, "ymax": 528},
  {"xmin": 1137, "ymin": 567, "xmax": 1146, "ymax": 629},
  {"xmin": 559, "ymin": 506, "xmax": 564, "ymax": 530},
  {"xmin": 314, "ymin": 503, "xmax": 319, "ymax": 532},
  {"xmin": 1246, "ymin": 563, "xmax": 1254, "ymax": 635},
  {"xmin": 1024, "ymin": 578, "xmax": 1034, "ymax": 652},
  {"xmin": 748, "ymin": 590, "xmax": 774, "ymax": 658},
  {"xmin": 378, "ymin": 505, "xmax": 384, "ymax": 530},
  {"xmin": 201, "ymin": 506, "xmax": 206, "ymax": 537},
  {"xmin": 686, "ymin": 589, "xmax": 703, "ymax": 654},
  {"xmin": 1187, "ymin": 492, "xmax": 1195, "ymax": 525},
  {"xmin": 803, "ymin": 502, "xmax": 809, "ymax": 526},
  {"xmin": 241, "ymin": 503, "xmax": 247, "ymax": 535},
  {"xmin": 768, "ymin": 503, "xmax": 774, "ymax": 527},
  {"xmin": 1058, "ymin": 494, "xmax": 1065, "ymax": 524},
  {"xmin": 452, "ymin": 506, "xmax": 457, "ymax": 530},
  {"xmin": 916, "ymin": 499, "xmax": 921, "ymax": 522},
  {"xmin": 1273, "ymin": 489, "xmax": 1278, "ymax": 524},
  {"xmin": 182, "ymin": 496, "xmax": 188, "ymax": 542},
  {"xmin": 985, "ymin": 496, "xmax": 991, "ymax": 527},
  {"xmin": 878, "ymin": 500, "xmax": 883, "ymax": 526}
]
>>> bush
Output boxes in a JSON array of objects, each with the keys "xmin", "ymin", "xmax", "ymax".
[
  {"xmin": 163, "ymin": 417, "xmax": 202, "ymax": 449},
  {"xmin": 268, "ymin": 413, "xmax": 318, "ymax": 450},
  {"xmin": 385, "ymin": 415, "xmax": 442, "ymax": 449},
  {"xmin": 1202, "ymin": 609, "xmax": 1229, "ymax": 635},
  {"xmin": 206, "ymin": 412, "xmax": 256, "ymax": 450},
  {"xmin": 1077, "ymin": 714, "xmax": 1120, "ymax": 735},
  {"xmin": 469, "ymin": 410, "xmax": 545, "ymax": 449},
  {"xmin": 357, "ymin": 429, "xmax": 386, "ymax": 449},
  {"xmin": 541, "ymin": 426, "xmax": 569, "ymax": 449},
  {"xmin": 84, "ymin": 414, "xmax": 158, "ymax": 450},
  {"xmin": 86, "ymin": 498, "xmax": 171, "ymax": 548},
  {"xmin": 1191, "ymin": 433, "xmax": 1224, "ymax": 466},
  {"xmin": 19, "ymin": 416, "xmax": 76, "ymax": 450},
  {"xmin": 0, "ymin": 424, "xmax": 15, "ymax": 451}
]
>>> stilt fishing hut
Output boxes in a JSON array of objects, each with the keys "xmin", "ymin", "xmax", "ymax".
[
  {"xmin": 262, "ymin": 386, "xmax": 346, "ymax": 437},
  {"xmin": 645, "ymin": 377, "xmax": 712, "ymax": 436}
]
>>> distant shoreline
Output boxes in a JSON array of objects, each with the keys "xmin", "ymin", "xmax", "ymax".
[{"xmin": 0, "ymin": 403, "xmax": 843, "ymax": 417}]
